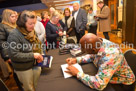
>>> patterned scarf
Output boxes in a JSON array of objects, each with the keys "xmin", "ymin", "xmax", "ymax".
[{"xmin": 17, "ymin": 26, "xmax": 42, "ymax": 54}]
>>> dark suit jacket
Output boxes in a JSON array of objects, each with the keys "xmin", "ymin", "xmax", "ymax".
[{"xmin": 72, "ymin": 8, "xmax": 87, "ymax": 33}]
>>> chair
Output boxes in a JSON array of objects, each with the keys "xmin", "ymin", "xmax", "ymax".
[
  {"xmin": 124, "ymin": 49, "xmax": 136, "ymax": 76},
  {"xmin": 0, "ymin": 78, "xmax": 9, "ymax": 91},
  {"xmin": 112, "ymin": 21, "xmax": 122, "ymax": 35}
]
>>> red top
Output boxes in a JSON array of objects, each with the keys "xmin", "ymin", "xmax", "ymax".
[{"xmin": 41, "ymin": 19, "xmax": 49, "ymax": 28}]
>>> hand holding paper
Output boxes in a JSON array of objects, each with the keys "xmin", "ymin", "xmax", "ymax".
[{"xmin": 61, "ymin": 63, "xmax": 83, "ymax": 78}]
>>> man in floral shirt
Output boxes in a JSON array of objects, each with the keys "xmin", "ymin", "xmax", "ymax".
[{"xmin": 66, "ymin": 33, "xmax": 135, "ymax": 91}]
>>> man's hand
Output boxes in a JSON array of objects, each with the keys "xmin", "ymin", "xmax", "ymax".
[
  {"xmin": 65, "ymin": 66, "xmax": 79, "ymax": 76},
  {"xmin": 34, "ymin": 53, "xmax": 43, "ymax": 63},
  {"xmin": 66, "ymin": 58, "xmax": 77, "ymax": 65}
]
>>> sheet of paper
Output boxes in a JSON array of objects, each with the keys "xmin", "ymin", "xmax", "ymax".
[{"xmin": 61, "ymin": 63, "xmax": 83, "ymax": 78}]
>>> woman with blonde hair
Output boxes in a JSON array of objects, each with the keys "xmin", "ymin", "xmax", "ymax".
[
  {"xmin": 1, "ymin": 9, "xmax": 16, "ymax": 29},
  {"xmin": 46, "ymin": 10, "xmax": 64, "ymax": 49},
  {"xmin": 0, "ymin": 9, "xmax": 16, "ymax": 78},
  {"xmin": 0, "ymin": 9, "xmax": 24, "ymax": 90}
]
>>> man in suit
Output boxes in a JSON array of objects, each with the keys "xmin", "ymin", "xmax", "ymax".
[
  {"xmin": 72, "ymin": 3, "xmax": 87, "ymax": 43},
  {"xmin": 95, "ymin": 1, "xmax": 111, "ymax": 40}
]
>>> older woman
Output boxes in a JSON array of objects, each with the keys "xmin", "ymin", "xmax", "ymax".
[
  {"xmin": 46, "ymin": 10, "xmax": 64, "ymax": 49},
  {"xmin": 62, "ymin": 8, "xmax": 77, "ymax": 43},
  {"xmin": 7, "ymin": 10, "xmax": 43, "ymax": 91},
  {"xmin": 49, "ymin": 7, "xmax": 56, "ymax": 18}
]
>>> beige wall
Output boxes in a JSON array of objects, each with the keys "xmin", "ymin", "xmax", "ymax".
[{"xmin": 118, "ymin": 0, "xmax": 123, "ymax": 22}]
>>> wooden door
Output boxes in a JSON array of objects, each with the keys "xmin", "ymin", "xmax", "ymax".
[
  {"xmin": 122, "ymin": 0, "xmax": 136, "ymax": 47},
  {"xmin": 108, "ymin": 0, "xmax": 117, "ymax": 29},
  {"xmin": 133, "ymin": 2, "xmax": 136, "ymax": 47}
]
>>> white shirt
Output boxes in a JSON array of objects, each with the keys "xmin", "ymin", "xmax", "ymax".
[
  {"xmin": 34, "ymin": 21, "xmax": 45, "ymax": 43},
  {"xmin": 87, "ymin": 11, "xmax": 97, "ymax": 25},
  {"xmin": 73, "ymin": 9, "xmax": 79, "ymax": 21},
  {"xmin": 73, "ymin": 9, "xmax": 79, "ymax": 26}
]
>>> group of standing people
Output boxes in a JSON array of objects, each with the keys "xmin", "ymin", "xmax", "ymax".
[
  {"xmin": 87, "ymin": 1, "xmax": 111, "ymax": 40},
  {"xmin": 62, "ymin": 1, "xmax": 111, "ymax": 43}
]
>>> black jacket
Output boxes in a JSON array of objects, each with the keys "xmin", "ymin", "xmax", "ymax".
[
  {"xmin": 46, "ymin": 21, "xmax": 65, "ymax": 48},
  {"xmin": 46, "ymin": 21, "xmax": 59, "ymax": 47},
  {"xmin": 0, "ymin": 23, "xmax": 14, "ymax": 61},
  {"xmin": 7, "ymin": 29, "xmax": 35, "ymax": 71}
]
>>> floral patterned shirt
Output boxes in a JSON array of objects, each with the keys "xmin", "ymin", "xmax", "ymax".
[{"xmin": 76, "ymin": 39, "xmax": 135, "ymax": 90}]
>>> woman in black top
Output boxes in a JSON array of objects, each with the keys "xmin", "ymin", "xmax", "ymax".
[
  {"xmin": 46, "ymin": 11, "xmax": 64, "ymax": 49},
  {"xmin": 62, "ymin": 8, "xmax": 77, "ymax": 43}
]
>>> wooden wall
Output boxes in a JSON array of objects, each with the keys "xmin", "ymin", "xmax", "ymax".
[
  {"xmin": 104, "ymin": 0, "xmax": 108, "ymax": 5},
  {"xmin": 122, "ymin": 0, "xmax": 136, "ymax": 47}
]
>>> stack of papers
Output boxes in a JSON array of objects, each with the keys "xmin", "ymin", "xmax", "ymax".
[
  {"xmin": 70, "ymin": 48, "xmax": 82, "ymax": 56},
  {"xmin": 59, "ymin": 43, "xmax": 77, "ymax": 55}
]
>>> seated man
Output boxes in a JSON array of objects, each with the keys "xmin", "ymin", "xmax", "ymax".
[{"xmin": 65, "ymin": 33, "xmax": 135, "ymax": 91}]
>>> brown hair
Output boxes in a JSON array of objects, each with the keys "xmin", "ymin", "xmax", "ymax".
[
  {"xmin": 17, "ymin": 10, "xmax": 36, "ymax": 28},
  {"xmin": 41, "ymin": 11, "xmax": 48, "ymax": 19},
  {"xmin": 97, "ymin": 1, "xmax": 104, "ymax": 5},
  {"xmin": 63, "ymin": 8, "xmax": 71, "ymax": 15}
]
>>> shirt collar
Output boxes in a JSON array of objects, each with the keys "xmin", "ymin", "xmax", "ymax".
[
  {"xmin": 101, "ymin": 4, "xmax": 106, "ymax": 11},
  {"xmin": 75, "ymin": 9, "xmax": 79, "ymax": 13},
  {"xmin": 96, "ymin": 39, "xmax": 106, "ymax": 56}
]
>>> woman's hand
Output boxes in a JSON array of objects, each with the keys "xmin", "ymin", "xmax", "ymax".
[
  {"xmin": 58, "ymin": 31, "xmax": 63, "ymax": 36},
  {"xmin": 34, "ymin": 53, "xmax": 43, "ymax": 63}
]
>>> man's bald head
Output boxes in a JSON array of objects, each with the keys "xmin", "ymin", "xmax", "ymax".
[
  {"xmin": 49, "ymin": 7, "xmax": 55, "ymax": 14},
  {"xmin": 80, "ymin": 33, "xmax": 102, "ymax": 54},
  {"xmin": 73, "ymin": 3, "xmax": 80, "ymax": 11}
]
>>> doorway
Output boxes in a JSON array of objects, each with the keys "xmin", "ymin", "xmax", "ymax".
[{"xmin": 108, "ymin": 0, "xmax": 117, "ymax": 29}]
